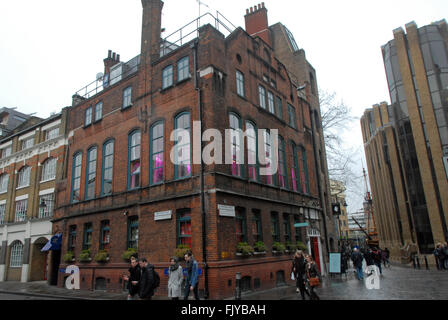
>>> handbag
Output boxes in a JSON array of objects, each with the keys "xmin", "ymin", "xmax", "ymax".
[
  {"xmin": 290, "ymin": 272, "xmax": 295, "ymax": 281},
  {"xmin": 308, "ymin": 277, "xmax": 320, "ymax": 287}
]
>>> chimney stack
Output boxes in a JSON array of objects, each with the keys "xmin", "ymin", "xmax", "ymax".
[
  {"xmin": 141, "ymin": 0, "xmax": 164, "ymax": 65},
  {"xmin": 244, "ymin": 2, "xmax": 272, "ymax": 47},
  {"xmin": 103, "ymin": 50, "xmax": 121, "ymax": 76}
]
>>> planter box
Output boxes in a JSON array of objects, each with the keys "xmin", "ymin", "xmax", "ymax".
[
  {"xmin": 96, "ymin": 257, "xmax": 110, "ymax": 263},
  {"xmin": 236, "ymin": 252, "xmax": 253, "ymax": 257},
  {"xmin": 253, "ymin": 251, "xmax": 267, "ymax": 256},
  {"xmin": 272, "ymin": 251, "xmax": 285, "ymax": 255},
  {"xmin": 80, "ymin": 257, "xmax": 92, "ymax": 263}
]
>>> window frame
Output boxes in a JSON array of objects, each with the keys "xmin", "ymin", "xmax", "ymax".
[
  {"xmin": 101, "ymin": 140, "xmax": 114, "ymax": 197},
  {"xmin": 94, "ymin": 102, "xmax": 103, "ymax": 122},
  {"xmin": 177, "ymin": 56, "xmax": 190, "ymax": 82},
  {"xmin": 17, "ymin": 166, "xmax": 31, "ymax": 188},
  {"xmin": 235, "ymin": 208, "xmax": 247, "ymax": 243},
  {"xmin": 278, "ymin": 136, "xmax": 288, "ymax": 189},
  {"xmin": 122, "ymin": 86, "xmax": 133, "ymax": 109},
  {"xmin": 15, "ymin": 199, "xmax": 28, "ymax": 222},
  {"xmin": 9, "ymin": 241, "xmax": 23, "ymax": 268},
  {"xmin": 236, "ymin": 70, "xmax": 245, "ymax": 97},
  {"xmin": 246, "ymin": 121, "xmax": 259, "ymax": 182},
  {"xmin": 38, "ymin": 193, "xmax": 54, "ymax": 219},
  {"xmin": 0, "ymin": 174, "xmax": 9, "ymax": 193},
  {"xmin": 127, "ymin": 216, "xmax": 139, "ymax": 250},
  {"xmin": 68, "ymin": 225, "xmax": 77, "ymax": 252},
  {"xmin": 229, "ymin": 113, "xmax": 244, "ymax": 178},
  {"xmin": 71, "ymin": 152, "xmax": 83, "ymax": 203},
  {"xmin": 83, "ymin": 222, "xmax": 93, "ymax": 251},
  {"xmin": 174, "ymin": 112, "xmax": 191, "ymax": 180},
  {"xmin": 252, "ymin": 210, "xmax": 263, "ymax": 243},
  {"xmin": 162, "ymin": 65, "xmax": 174, "ymax": 89},
  {"xmin": 85, "ymin": 147, "xmax": 97, "ymax": 200},
  {"xmin": 127, "ymin": 130, "xmax": 141, "ymax": 190},
  {"xmin": 258, "ymin": 85, "xmax": 267, "ymax": 109},
  {"xmin": 0, "ymin": 203, "xmax": 6, "ymax": 225},
  {"xmin": 271, "ymin": 212, "xmax": 280, "ymax": 243},
  {"xmin": 85, "ymin": 106, "xmax": 93, "ymax": 127},
  {"xmin": 267, "ymin": 91, "xmax": 275, "ymax": 114},
  {"xmin": 150, "ymin": 122, "xmax": 164, "ymax": 186},
  {"xmin": 177, "ymin": 210, "xmax": 192, "ymax": 248},
  {"xmin": 41, "ymin": 157, "xmax": 57, "ymax": 182},
  {"xmin": 100, "ymin": 220, "xmax": 110, "ymax": 250}
]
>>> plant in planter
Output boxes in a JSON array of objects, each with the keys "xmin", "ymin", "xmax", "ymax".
[
  {"xmin": 63, "ymin": 251, "xmax": 75, "ymax": 263},
  {"xmin": 285, "ymin": 241, "xmax": 297, "ymax": 253},
  {"xmin": 94, "ymin": 250, "xmax": 110, "ymax": 263},
  {"xmin": 253, "ymin": 241, "xmax": 267, "ymax": 254},
  {"xmin": 296, "ymin": 241, "xmax": 308, "ymax": 253},
  {"xmin": 272, "ymin": 242, "xmax": 286, "ymax": 254},
  {"xmin": 122, "ymin": 248, "xmax": 138, "ymax": 262},
  {"xmin": 79, "ymin": 249, "xmax": 92, "ymax": 262},
  {"xmin": 236, "ymin": 242, "xmax": 254, "ymax": 256},
  {"xmin": 175, "ymin": 245, "xmax": 191, "ymax": 260}
]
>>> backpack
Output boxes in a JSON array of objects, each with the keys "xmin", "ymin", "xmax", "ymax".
[{"xmin": 152, "ymin": 269, "xmax": 160, "ymax": 291}]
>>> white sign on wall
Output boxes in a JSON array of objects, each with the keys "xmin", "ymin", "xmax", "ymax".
[
  {"xmin": 218, "ymin": 205, "xmax": 235, "ymax": 217},
  {"xmin": 443, "ymin": 156, "xmax": 448, "ymax": 179},
  {"xmin": 154, "ymin": 210, "xmax": 172, "ymax": 221}
]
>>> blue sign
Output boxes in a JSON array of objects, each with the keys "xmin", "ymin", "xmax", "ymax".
[
  {"xmin": 329, "ymin": 253, "xmax": 341, "ymax": 274},
  {"xmin": 294, "ymin": 222, "xmax": 309, "ymax": 228},
  {"xmin": 41, "ymin": 233, "xmax": 62, "ymax": 252}
]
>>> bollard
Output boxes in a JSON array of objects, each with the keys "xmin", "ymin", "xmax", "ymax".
[
  {"xmin": 235, "ymin": 272, "xmax": 241, "ymax": 300},
  {"xmin": 416, "ymin": 256, "xmax": 421, "ymax": 269},
  {"xmin": 424, "ymin": 256, "xmax": 429, "ymax": 270}
]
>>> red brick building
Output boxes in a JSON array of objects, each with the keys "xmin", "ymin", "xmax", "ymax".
[{"xmin": 52, "ymin": 1, "xmax": 334, "ymax": 299}]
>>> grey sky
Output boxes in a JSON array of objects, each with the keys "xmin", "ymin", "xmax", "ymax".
[{"xmin": 0, "ymin": 0, "xmax": 447, "ymax": 212}]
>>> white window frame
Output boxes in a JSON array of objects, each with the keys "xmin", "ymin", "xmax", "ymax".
[
  {"xmin": 15, "ymin": 199, "xmax": 28, "ymax": 222},
  {"xmin": 95, "ymin": 102, "xmax": 103, "ymax": 122},
  {"xmin": 17, "ymin": 166, "xmax": 31, "ymax": 188},
  {"xmin": 0, "ymin": 174, "xmax": 9, "ymax": 193},
  {"xmin": 46, "ymin": 127, "xmax": 60, "ymax": 141},
  {"xmin": 38, "ymin": 193, "xmax": 54, "ymax": 219},
  {"xmin": 10, "ymin": 241, "xmax": 24, "ymax": 268},
  {"xmin": 41, "ymin": 158, "xmax": 57, "ymax": 182},
  {"xmin": 123, "ymin": 87, "xmax": 132, "ymax": 108},
  {"xmin": 0, "ymin": 203, "xmax": 6, "ymax": 225}
]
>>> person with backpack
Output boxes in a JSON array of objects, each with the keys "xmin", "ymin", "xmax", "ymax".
[
  {"xmin": 122, "ymin": 256, "xmax": 141, "ymax": 300},
  {"xmin": 184, "ymin": 251, "xmax": 200, "ymax": 300},
  {"xmin": 168, "ymin": 257, "xmax": 183, "ymax": 300},
  {"xmin": 351, "ymin": 247, "xmax": 364, "ymax": 280},
  {"xmin": 138, "ymin": 258, "xmax": 159, "ymax": 300},
  {"xmin": 372, "ymin": 247, "xmax": 383, "ymax": 275},
  {"xmin": 291, "ymin": 250, "xmax": 310, "ymax": 300}
]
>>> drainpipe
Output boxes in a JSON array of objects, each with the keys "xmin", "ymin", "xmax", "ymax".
[{"xmin": 193, "ymin": 39, "xmax": 209, "ymax": 299}]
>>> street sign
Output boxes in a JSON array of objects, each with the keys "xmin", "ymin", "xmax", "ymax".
[
  {"xmin": 294, "ymin": 222, "xmax": 309, "ymax": 228},
  {"xmin": 329, "ymin": 253, "xmax": 341, "ymax": 274},
  {"xmin": 218, "ymin": 205, "xmax": 235, "ymax": 217}
]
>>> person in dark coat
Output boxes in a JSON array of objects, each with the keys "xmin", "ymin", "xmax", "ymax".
[
  {"xmin": 184, "ymin": 252, "xmax": 200, "ymax": 300},
  {"xmin": 372, "ymin": 247, "xmax": 383, "ymax": 275},
  {"xmin": 364, "ymin": 248, "xmax": 375, "ymax": 266},
  {"xmin": 305, "ymin": 254, "xmax": 321, "ymax": 301},
  {"xmin": 123, "ymin": 256, "xmax": 141, "ymax": 300},
  {"xmin": 351, "ymin": 248, "xmax": 364, "ymax": 280},
  {"xmin": 138, "ymin": 258, "xmax": 155, "ymax": 300},
  {"xmin": 291, "ymin": 250, "xmax": 310, "ymax": 300}
]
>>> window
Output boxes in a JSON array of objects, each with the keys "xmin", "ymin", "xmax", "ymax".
[
  {"xmin": 278, "ymin": 137, "xmax": 288, "ymax": 189},
  {"xmin": 10, "ymin": 241, "xmax": 23, "ymax": 268},
  {"xmin": 259, "ymin": 86, "xmax": 267, "ymax": 109},
  {"xmin": 85, "ymin": 147, "xmax": 97, "ymax": 200},
  {"xmin": 268, "ymin": 91, "xmax": 275, "ymax": 114},
  {"xmin": 71, "ymin": 153, "xmax": 82, "ymax": 203},
  {"xmin": 15, "ymin": 199, "xmax": 28, "ymax": 222},
  {"xmin": 236, "ymin": 71, "xmax": 245, "ymax": 97},
  {"xmin": 178, "ymin": 56, "xmax": 190, "ymax": 82},
  {"xmin": 17, "ymin": 166, "xmax": 31, "ymax": 188},
  {"xmin": 68, "ymin": 225, "xmax": 77, "ymax": 252},
  {"xmin": 41, "ymin": 157, "xmax": 57, "ymax": 181},
  {"xmin": 162, "ymin": 65, "xmax": 174, "ymax": 89},
  {"xmin": 101, "ymin": 140, "xmax": 114, "ymax": 196},
  {"xmin": 174, "ymin": 113, "xmax": 191, "ymax": 179},
  {"xmin": 276, "ymin": 96, "xmax": 283, "ymax": 120},
  {"xmin": 252, "ymin": 210, "xmax": 263, "ymax": 243},
  {"xmin": 283, "ymin": 213, "xmax": 291, "ymax": 242},
  {"xmin": 100, "ymin": 220, "xmax": 110, "ymax": 250},
  {"xmin": 38, "ymin": 193, "xmax": 54, "ymax": 218},
  {"xmin": 0, "ymin": 174, "xmax": 8, "ymax": 193},
  {"xmin": 46, "ymin": 127, "xmax": 60, "ymax": 140},
  {"xmin": 83, "ymin": 223, "xmax": 93, "ymax": 251},
  {"xmin": 246, "ymin": 122, "xmax": 258, "ymax": 181},
  {"xmin": 123, "ymin": 87, "xmax": 132, "ymax": 109},
  {"xmin": 127, "ymin": 217, "xmax": 139, "ymax": 250},
  {"xmin": 85, "ymin": 106, "xmax": 93, "ymax": 126},
  {"xmin": 150, "ymin": 122, "xmax": 164, "ymax": 185},
  {"xmin": 21, "ymin": 138, "xmax": 34, "ymax": 150},
  {"xmin": 1, "ymin": 146, "xmax": 12, "ymax": 159},
  {"xmin": 271, "ymin": 213, "xmax": 280, "ymax": 243},
  {"xmin": 292, "ymin": 144, "xmax": 302, "ymax": 193},
  {"xmin": 177, "ymin": 210, "xmax": 192, "ymax": 248},
  {"xmin": 0, "ymin": 203, "xmax": 6, "ymax": 225},
  {"xmin": 300, "ymin": 146, "xmax": 310, "ymax": 194},
  {"xmin": 288, "ymin": 104, "xmax": 297, "ymax": 129},
  {"xmin": 128, "ymin": 131, "xmax": 141, "ymax": 190},
  {"xmin": 264, "ymin": 130, "xmax": 275, "ymax": 186},
  {"xmin": 235, "ymin": 208, "xmax": 247, "ymax": 243},
  {"xmin": 230, "ymin": 113, "xmax": 243, "ymax": 177},
  {"xmin": 95, "ymin": 102, "xmax": 103, "ymax": 122}
]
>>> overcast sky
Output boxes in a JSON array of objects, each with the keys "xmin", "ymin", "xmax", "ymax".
[{"xmin": 1, "ymin": 0, "xmax": 447, "ymax": 213}]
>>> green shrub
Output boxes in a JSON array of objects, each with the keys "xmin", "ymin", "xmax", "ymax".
[
  {"xmin": 272, "ymin": 242, "xmax": 286, "ymax": 252},
  {"xmin": 79, "ymin": 249, "xmax": 91, "ymax": 262},
  {"xmin": 296, "ymin": 241, "xmax": 308, "ymax": 253},
  {"xmin": 237, "ymin": 242, "xmax": 254, "ymax": 255},
  {"xmin": 94, "ymin": 250, "xmax": 109, "ymax": 263},
  {"xmin": 63, "ymin": 251, "xmax": 74, "ymax": 263},
  {"xmin": 286, "ymin": 241, "xmax": 297, "ymax": 252},
  {"xmin": 174, "ymin": 245, "xmax": 191, "ymax": 260},
  {"xmin": 254, "ymin": 241, "xmax": 266, "ymax": 252},
  {"xmin": 122, "ymin": 248, "xmax": 138, "ymax": 261}
]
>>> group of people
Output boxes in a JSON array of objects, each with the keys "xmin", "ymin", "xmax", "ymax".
[
  {"xmin": 123, "ymin": 251, "xmax": 200, "ymax": 300},
  {"xmin": 434, "ymin": 242, "xmax": 448, "ymax": 270},
  {"xmin": 350, "ymin": 246, "xmax": 390, "ymax": 280},
  {"xmin": 291, "ymin": 251, "xmax": 322, "ymax": 300}
]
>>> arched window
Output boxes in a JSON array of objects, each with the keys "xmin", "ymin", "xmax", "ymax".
[
  {"xmin": 0, "ymin": 173, "xmax": 9, "ymax": 193},
  {"xmin": 150, "ymin": 122, "xmax": 164, "ymax": 185},
  {"xmin": 17, "ymin": 166, "xmax": 31, "ymax": 188},
  {"xmin": 101, "ymin": 140, "xmax": 114, "ymax": 196},
  {"xmin": 246, "ymin": 121, "xmax": 258, "ymax": 181},
  {"xmin": 71, "ymin": 153, "xmax": 82, "ymax": 203},
  {"xmin": 10, "ymin": 241, "xmax": 23, "ymax": 268},
  {"xmin": 41, "ymin": 157, "xmax": 57, "ymax": 182},
  {"xmin": 85, "ymin": 147, "xmax": 97, "ymax": 200},
  {"xmin": 174, "ymin": 113, "xmax": 191, "ymax": 180},
  {"xmin": 128, "ymin": 130, "xmax": 141, "ymax": 190},
  {"xmin": 229, "ymin": 113, "xmax": 243, "ymax": 177},
  {"xmin": 278, "ymin": 136, "xmax": 288, "ymax": 189}
]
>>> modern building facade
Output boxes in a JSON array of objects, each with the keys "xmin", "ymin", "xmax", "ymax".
[
  {"xmin": 0, "ymin": 110, "xmax": 69, "ymax": 282},
  {"xmin": 51, "ymin": 1, "xmax": 333, "ymax": 299},
  {"xmin": 361, "ymin": 20, "xmax": 448, "ymax": 262}
]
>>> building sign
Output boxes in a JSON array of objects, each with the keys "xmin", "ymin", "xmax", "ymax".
[
  {"xmin": 329, "ymin": 253, "xmax": 341, "ymax": 274},
  {"xmin": 307, "ymin": 228, "xmax": 321, "ymax": 237},
  {"xmin": 154, "ymin": 210, "xmax": 172, "ymax": 221},
  {"xmin": 443, "ymin": 156, "xmax": 448, "ymax": 179},
  {"xmin": 294, "ymin": 222, "xmax": 309, "ymax": 228},
  {"xmin": 218, "ymin": 205, "xmax": 235, "ymax": 217}
]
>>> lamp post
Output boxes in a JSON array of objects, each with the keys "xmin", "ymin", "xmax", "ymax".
[{"xmin": 235, "ymin": 272, "xmax": 241, "ymax": 300}]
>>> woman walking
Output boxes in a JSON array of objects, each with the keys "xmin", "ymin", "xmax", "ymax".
[
  {"xmin": 305, "ymin": 254, "xmax": 321, "ymax": 301},
  {"xmin": 168, "ymin": 257, "xmax": 184, "ymax": 300},
  {"xmin": 291, "ymin": 250, "xmax": 310, "ymax": 300}
]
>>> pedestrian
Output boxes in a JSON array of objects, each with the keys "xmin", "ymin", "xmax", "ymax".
[
  {"xmin": 433, "ymin": 245, "xmax": 441, "ymax": 270},
  {"xmin": 351, "ymin": 247, "xmax": 364, "ymax": 280},
  {"xmin": 435, "ymin": 243, "xmax": 446, "ymax": 271},
  {"xmin": 291, "ymin": 250, "xmax": 310, "ymax": 300},
  {"xmin": 372, "ymin": 247, "xmax": 383, "ymax": 275},
  {"xmin": 382, "ymin": 248, "xmax": 390, "ymax": 268},
  {"xmin": 168, "ymin": 257, "xmax": 183, "ymax": 300},
  {"xmin": 122, "ymin": 256, "xmax": 141, "ymax": 300},
  {"xmin": 184, "ymin": 251, "xmax": 200, "ymax": 300},
  {"xmin": 305, "ymin": 254, "xmax": 321, "ymax": 301},
  {"xmin": 444, "ymin": 242, "xmax": 448, "ymax": 270},
  {"xmin": 138, "ymin": 258, "xmax": 156, "ymax": 300},
  {"xmin": 364, "ymin": 248, "xmax": 375, "ymax": 266}
]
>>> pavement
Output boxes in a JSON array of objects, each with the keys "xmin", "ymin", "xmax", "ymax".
[{"xmin": 0, "ymin": 264, "xmax": 447, "ymax": 300}]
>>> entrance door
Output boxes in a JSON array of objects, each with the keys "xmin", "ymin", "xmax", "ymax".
[
  {"xmin": 311, "ymin": 237, "xmax": 321, "ymax": 272},
  {"xmin": 50, "ymin": 250, "xmax": 61, "ymax": 286}
]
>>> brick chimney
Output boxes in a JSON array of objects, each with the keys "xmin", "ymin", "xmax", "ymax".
[
  {"xmin": 103, "ymin": 50, "xmax": 121, "ymax": 76},
  {"xmin": 244, "ymin": 3, "xmax": 272, "ymax": 47},
  {"xmin": 141, "ymin": 0, "xmax": 164, "ymax": 64}
]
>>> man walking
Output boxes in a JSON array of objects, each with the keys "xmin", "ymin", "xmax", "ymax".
[
  {"xmin": 138, "ymin": 258, "xmax": 156, "ymax": 300},
  {"xmin": 123, "ymin": 256, "xmax": 141, "ymax": 300},
  {"xmin": 351, "ymin": 248, "xmax": 364, "ymax": 280},
  {"xmin": 372, "ymin": 247, "xmax": 383, "ymax": 275},
  {"xmin": 184, "ymin": 251, "xmax": 200, "ymax": 300}
]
